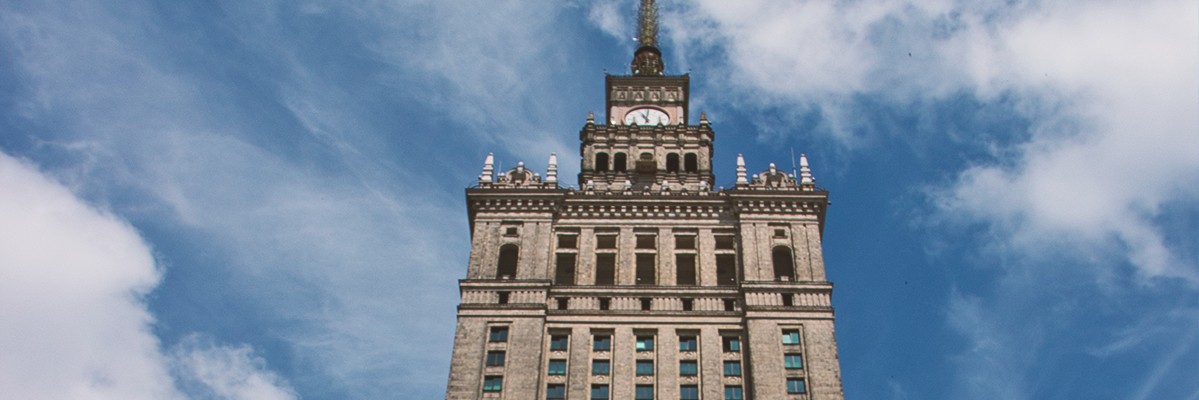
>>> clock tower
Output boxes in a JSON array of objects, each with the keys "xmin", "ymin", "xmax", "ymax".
[{"xmin": 446, "ymin": 1, "xmax": 845, "ymax": 399}]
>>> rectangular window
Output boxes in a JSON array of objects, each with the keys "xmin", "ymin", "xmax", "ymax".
[
  {"xmin": 635, "ymin": 253, "xmax": 656, "ymax": 285},
  {"xmin": 782, "ymin": 329, "xmax": 801, "ymax": 345},
  {"xmin": 596, "ymin": 254, "xmax": 616, "ymax": 285},
  {"xmin": 596, "ymin": 235, "xmax": 617, "ymax": 249},
  {"xmin": 678, "ymin": 335, "xmax": 697, "ymax": 351},
  {"xmin": 635, "ymin": 385, "xmax": 654, "ymax": 399},
  {"xmin": 483, "ymin": 376, "xmax": 503, "ymax": 392},
  {"xmin": 636, "ymin": 235, "xmax": 656, "ymax": 249},
  {"xmin": 680, "ymin": 385, "xmax": 700, "ymax": 400},
  {"xmin": 715, "ymin": 235, "xmax": 736, "ymax": 249},
  {"xmin": 723, "ymin": 361, "xmax": 741, "ymax": 376},
  {"xmin": 785, "ymin": 353, "xmax": 804, "ymax": 369},
  {"xmin": 716, "ymin": 254, "xmax": 737, "ymax": 286},
  {"xmin": 679, "ymin": 360, "xmax": 698, "ymax": 376},
  {"xmin": 593, "ymin": 335, "xmax": 611, "ymax": 351},
  {"xmin": 550, "ymin": 335, "xmax": 569, "ymax": 351},
  {"xmin": 555, "ymin": 253, "xmax": 576, "ymax": 285},
  {"xmin": 485, "ymin": 351, "xmax": 505, "ymax": 367},
  {"xmin": 592, "ymin": 359, "xmax": 610, "ymax": 375},
  {"xmin": 591, "ymin": 384, "xmax": 610, "ymax": 399},
  {"xmin": 724, "ymin": 386, "xmax": 744, "ymax": 400},
  {"xmin": 558, "ymin": 234, "xmax": 577, "ymax": 249},
  {"xmin": 636, "ymin": 336, "xmax": 655, "ymax": 351},
  {"xmin": 489, "ymin": 327, "xmax": 508, "ymax": 342},
  {"xmin": 787, "ymin": 378, "xmax": 807, "ymax": 394},
  {"xmin": 675, "ymin": 235, "xmax": 696, "ymax": 249},
  {"xmin": 722, "ymin": 336, "xmax": 741, "ymax": 352},
  {"xmin": 547, "ymin": 359, "xmax": 567, "ymax": 375},
  {"xmin": 676, "ymin": 254, "xmax": 696, "ymax": 285},
  {"xmin": 547, "ymin": 384, "xmax": 566, "ymax": 399},
  {"xmin": 636, "ymin": 360, "xmax": 654, "ymax": 376}
]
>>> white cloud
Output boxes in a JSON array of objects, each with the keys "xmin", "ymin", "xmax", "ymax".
[
  {"xmin": 0, "ymin": 152, "xmax": 180, "ymax": 399},
  {"xmin": 0, "ymin": 152, "xmax": 296, "ymax": 400},
  {"xmin": 170, "ymin": 335, "xmax": 297, "ymax": 400}
]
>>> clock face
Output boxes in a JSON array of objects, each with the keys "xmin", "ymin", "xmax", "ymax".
[{"xmin": 624, "ymin": 108, "xmax": 670, "ymax": 125}]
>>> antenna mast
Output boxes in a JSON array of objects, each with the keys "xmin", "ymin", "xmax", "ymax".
[{"xmin": 631, "ymin": 0, "xmax": 664, "ymax": 76}]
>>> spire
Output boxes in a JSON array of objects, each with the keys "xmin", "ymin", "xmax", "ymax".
[
  {"xmin": 631, "ymin": 0, "xmax": 664, "ymax": 76},
  {"xmin": 546, "ymin": 153, "xmax": 558, "ymax": 186},
  {"xmin": 799, "ymin": 154, "xmax": 816, "ymax": 190},
  {"xmin": 735, "ymin": 154, "xmax": 749, "ymax": 187},
  {"xmin": 637, "ymin": 0, "xmax": 658, "ymax": 49},
  {"xmin": 479, "ymin": 152, "xmax": 495, "ymax": 185}
]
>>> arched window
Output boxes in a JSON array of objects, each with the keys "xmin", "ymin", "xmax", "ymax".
[
  {"xmin": 614, "ymin": 153, "xmax": 628, "ymax": 172},
  {"xmin": 595, "ymin": 153, "xmax": 609, "ymax": 172},
  {"xmin": 772, "ymin": 246, "xmax": 794, "ymax": 281},
  {"xmin": 497, "ymin": 244, "xmax": 519, "ymax": 279},
  {"xmin": 666, "ymin": 153, "xmax": 680, "ymax": 173},
  {"xmin": 684, "ymin": 153, "xmax": 698, "ymax": 172}
]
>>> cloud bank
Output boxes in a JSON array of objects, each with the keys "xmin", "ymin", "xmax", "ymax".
[{"xmin": 0, "ymin": 152, "xmax": 295, "ymax": 399}]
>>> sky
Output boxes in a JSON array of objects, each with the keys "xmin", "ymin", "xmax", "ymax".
[{"xmin": 0, "ymin": 0, "xmax": 1196, "ymax": 399}]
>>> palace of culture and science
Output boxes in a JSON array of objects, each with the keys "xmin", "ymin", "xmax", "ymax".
[{"xmin": 445, "ymin": 1, "xmax": 845, "ymax": 399}]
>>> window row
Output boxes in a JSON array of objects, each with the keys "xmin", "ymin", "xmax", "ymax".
[
  {"xmin": 584, "ymin": 333, "xmax": 742, "ymax": 353},
  {"xmin": 553, "ymin": 253, "xmax": 739, "ymax": 286},
  {"xmin": 593, "ymin": 151, "xmax": 701, "ymax": 173},
  {"xmin": 544, "ymin": 384, "xmax": 745, "ymax": 400}
]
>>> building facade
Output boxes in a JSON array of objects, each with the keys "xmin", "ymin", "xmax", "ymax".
[{"xmin": 445, "ymin": 2, "xmax": 844, "ymax": 399}]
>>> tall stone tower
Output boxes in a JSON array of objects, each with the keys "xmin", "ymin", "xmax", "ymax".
[{"xmin": 445, "ymin": 1, "xmax": 844, "ymax": 399}]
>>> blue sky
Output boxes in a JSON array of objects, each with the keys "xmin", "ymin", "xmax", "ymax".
[{"xmin": 0, "ymin": 0, "xmax": 1196, "ymax": 399}]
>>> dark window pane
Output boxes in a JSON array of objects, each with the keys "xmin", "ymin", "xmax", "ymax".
[
  {"xmin": 597, "ymin": 235, "xmax": 617, "ymax": 249},
  {"xmin": 636, "ymin": 254, "xmax": 655, "ymax": 285},
  {"xmin": 680, "ymin": 385, "xmax": 699, "ymax": 400},
  {"xmin": 635, "ymin": 385, "xmax": 654, "ymax": 399},
  {"xmin": 591, "ymin": 384, "xmax": 610, "ymax": 399},
  {"xmin": 636, "ymin": 235, "xmax": 656, "ymax": 249},
  {"xmin": 785, "ymin": 353, "xmax": 804, "ymax": 369},
  {"xmin": 666, "ymin": 153, "xmax": 680, "ymax": 172},
  {"xmin": 558, "ymin": 235, "xmax": 577, "ymax": 249},
  {"xmin": 614, "ymin": 153, "xmax": 628, "ymax": 172},
  {"xmin": 782, "ymin": 329, "xmax": 801, "ymax": 345},
  {"xmin": 550, "ymin": 335, "xmax": 569, "ymax": 351},
  {"xmin": 723, "ymin": 361, "xmax": 741, "ymax": 376},
  {"xmin": 497, "ymin": 244, "xmax": 519, "ymax": 279},
  {"xmin": 547, "ymin": 384, "xmax": 566, "ymax": 399},
  {"xmin": 636, "ymin": 360, "xmax": 654, "ymax": 376},
  {"xmin": 595, "ymin": 153, "xmax": 609, "ymax": 172},
  {"xmin": 679, "ymin": 360, "xmax": 698, "ymax": 376},
  {"xmin": 724, "ymin": 386, "xmax": 743, "ymax": 400},
  {"xmin": 787, "ymin": 378, "xmax": 807, "ymax": 394},
  {"xmin": 676, "ymin": 254, "xmax": 696, "ymax": 285},
  {"xmin": 548, "ymin": 359, "xmax": 567, "ymax": 375},
  {"xmin": 593, "ymin": 335, "xmax": 611, "ymax": 351},
  {"xmin": 483, "ymin": 376, "xmax": 503, "ymax": 392},
  {"xmin": 722, "ymin": 336, "xmax": 741, "ymax": 352},
  {"xmin": 679, "ymin": 336, "xmax": 697, "ymax": 351},
  {"xmin": 485, "ymin": 351, "xmax": 505, "ymax": 366},
  {"xmin": 592, "ymin": 359, "xmax": 610, "ymax": 375},
  {"xmin": 636, "ymin": 336, "xmax": 655, "ymax": 351},
  {"xmin": 489, "ymin": 327, "xmax": 508, "ymax": 342},
  {"xmin": 715, "ymin": 235, "xmax": 735, "ymax": 249},
  {"xmin": 675, "ymin": 235, "xmax": 695, "ymax": 249},
  {"xmin": 555, "ymin": 253, "xmax": 576, "ymax": 285},
  {"xmin": 772, "ymin": 246, "xmax": 794, "ymax": 281},
  {"xmin": 684, "ymin": 153, "xmax": 698, "ymax": 172},
  {"xmin": 596, "ymin": 254, "xmax": 616, "ymax": 285},
  {"xmin": 716, "ymin": 254, "xmax": 737, "ymax": 286}
]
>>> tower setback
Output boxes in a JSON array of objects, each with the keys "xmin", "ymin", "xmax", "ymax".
[{"xmin": 445, "ymin": 2, "xmax": 844, "ymax": 399}]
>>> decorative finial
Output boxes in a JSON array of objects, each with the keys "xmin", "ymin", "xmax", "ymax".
[
  {"xmin": 699, "ymin": 112, "xmax": 709, "ymax": 125},
  {"xmin": 587, "ymin": 112, "xmax": 595, "ymax": 124},
  {"xmin": 479, "ymin": 152, "xmax": 495, "ymax": 185},
  {"xmin": 735, "ymin": 153, "xmax": 749, "ymax": 187},
  {"xmin": 546, "ymin": 153, "xmax": 558, "ymax": 186},
  {"xmin": 799, "ymin": 153, "xmax": 816, "ymax": 190}
]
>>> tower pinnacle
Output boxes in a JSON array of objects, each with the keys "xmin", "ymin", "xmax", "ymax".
[{"xmin": 631, "ymin": 0, "xmax": 664, "ymax": 76}]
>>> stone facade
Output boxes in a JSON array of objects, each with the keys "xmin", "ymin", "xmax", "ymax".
[{"xmin": 445, "ymin": 2, "xmax": 844, "ymax": 399}]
